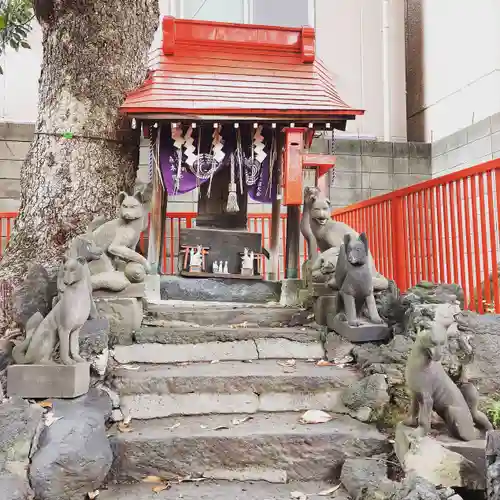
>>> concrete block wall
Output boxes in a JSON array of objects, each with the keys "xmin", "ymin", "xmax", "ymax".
[{"xmin": 431, "ymin": 112, "xmax": 500, "ymax": 177}]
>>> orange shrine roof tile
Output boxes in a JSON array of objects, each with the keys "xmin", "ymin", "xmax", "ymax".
[{"xmin": 120, "ymin": 16, "xmax": 364, "ymax": 122}]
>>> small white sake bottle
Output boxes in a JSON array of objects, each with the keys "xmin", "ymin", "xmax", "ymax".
[
  {"xmin": 223, "ymin": 261, "xmax": 229, "ymax": 274},
  {"xmin": 213, "ymin": 261, "xmax": 219, "ymax": 273}
]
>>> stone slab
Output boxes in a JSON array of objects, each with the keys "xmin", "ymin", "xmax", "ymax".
[
  {"xmin": 328, "ymin": 315, "xmax": 390, "ymax": 343},
  {"xmin": 160, "ymin": 275, "xmax": 280, "ymax": 303},
  {"xmin": 93, "ymin": 283, "xmax": 146, "ymax": 299},
  {"xmin": 98, "ymin": 481, "xmax": 340, "ymax": 500},
  {"xmin": 147, "ymin": 300, "xmax": 300, "ymax": 327},
  {"xmin": 280, "ymin": 279, "xmax": 304, "ymax": 307},
  {"xmin": 438, "ymin": 437, "xmax": 486, "ymax": 482},
  {"xmin": 311, "ymin": 282, "xmax": 336, "ymax": 297},
  {"xmin": 112, "ymin": 340, "xmax": 258, "ymax": 364},
  {"xmin": 313, "ymin": 295, "xmax": 338, "ymax": 326},
  {"xmin": 7, "ymin": 363, "xmax": 90, "ymax": 399},
  {"xmin": 144, "ymin": 274, "xmax": 161, "ymax": 303},
  {"xmin": 255, "ymin": 338, "xmax": 324, "ymax": 360},
  {"xmin": 109, "ymin": 412, "xmax": 389, "ymax": 483},
  {"xmin": 95, "ymin": 297, "xmax": 143, "ymax": 345},
  {"xmin": 202, "ymin": 468, "xmax": 287, "ymax": 483},
  {"xmin": 134, "ymin": 325, "xmax": 321, "ymax": 345},
  {"xmin": 112, "ymin": 360, "xmax": 359, "ymax": 395}
]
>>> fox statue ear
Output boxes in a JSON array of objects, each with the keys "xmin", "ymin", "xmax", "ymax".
[
  {"xmin": 134, "ymin": 191, "xmax": 145, "ymax": 204},
  {"xmin": 343, "ymin": 233, "xmax": 351, "ymax": 248},
  {"xmin": 324, "ymin": 198, "xmax": 331, "ymax": 206},
  {"xmin": 118, "ymin": 191, "xmax": 127, "ymax": 204},
  {"xmin": 359, "ymin": 232, "xmax": 369, "ymax": 252}
]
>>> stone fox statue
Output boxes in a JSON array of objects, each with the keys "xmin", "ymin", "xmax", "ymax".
[
  {"xmin": 13, "ymin": 257, "xmax": 93, "ymax": 366},
  {"xmin": 335, "ymin": 232, "xmax": 383, "ymax": 327},
  {"xmin": 405, "ymin": 305, "xmax": 492, "ymax": 440},
  {"xmin": 87, "ymin": 191, "xmax": 150, "ymax": 291},
  {"xmin": 300, "ymin": 186, "xmax": 322, "ymax": 259}
]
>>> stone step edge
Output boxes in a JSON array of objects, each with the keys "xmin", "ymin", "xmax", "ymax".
[
  {"xmin": 119, "ymin": 390, "xmax": 349, "ymax": 420},
  {"xmin": 111, "ymin": 339, "xmax": 325, "ymax": 365}
]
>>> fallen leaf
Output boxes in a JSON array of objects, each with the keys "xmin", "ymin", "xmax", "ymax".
[
  {"xmin": 210, "ymin": 360, "xmax": 220, "ymax": 364},
  {"xmin": 299, "ymin": 410, "xmax": 332, "ymax": 424},
  {"xmin": 168, "ymin": 422, "xmax": 181, "ymax": 431},
  {"xmin": 121, "ymin": 364, "xmax": 140, "ymax": 371},
  {"xmin": 316, "ymin": 360, "xmax": 333, "ymax": 367},
  {"xmin": 123, "ymin": 415, "xmax": 132, "ymax": 425},
  {"xmin": 212, "ymin": 425, "xmax": 230, "ymax": 431},
  {"xmin": 143, "ymin": 475, "xmax": 164, "ymax": 483},
  {"xmin": 87, "ymin": 491, "xmax": 100, "ymax": 499},
  {"xmin": 178, "ymin": 362, "xmax": 190, "ymax": 367},
  {"xmin": 334, "ymin": 355, "xmax": 354, "ymax": 365},
  {"xmin": 277, "ymin": 359, "xmax": 296, "ymax": 368},
  {"xmin": 44, "ymin": 412, "xmax": 62, "ymax": 427},
  {"xmin": 307, "ymin": 314, "xmax": 314, "ymax": 320},
  {"xmin": 38, "ymin": 401, "xmax": 52, "ymax": 409},
  {"xmin": 152, "ymin": 483, "xmax": 170, "ymax": 493},
  {"xmin": 178, "ymin": 475, "xmax": 205, "ymax": 483},
  {"xmin": 200, "ymin": 425, "xmax": 208, "ymax": 429},
  {"xmin": 118, "ymin": 422, "xmax": 133, "ymax": 433},
  {"xmin": 318, "ymin": 484, "xmax": 341, "ymax": 496},
  {"xmin": 290, "ymin": 492, "xmax": 308, "ymax": 500},
  {"xmin": 231, "ymin": 416, "xmax": 253, "ymax": 425}
]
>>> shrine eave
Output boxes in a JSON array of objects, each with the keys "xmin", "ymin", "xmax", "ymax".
[{"xmin": 120, "ymin": 17, "xmax": 364, "ymax": 125}]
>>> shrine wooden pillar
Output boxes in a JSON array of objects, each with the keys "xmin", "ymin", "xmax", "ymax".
[
  {"xmin": 269, "ymin": 133, "xmax": 283, "ymax": 281},
  {"xmin": 283, "ymin": 127, "xmax": 305, "ymax": 279}
]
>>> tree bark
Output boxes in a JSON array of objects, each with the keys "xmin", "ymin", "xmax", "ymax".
[{"xmin": 0, "ymin": 0, "xmax": 159, "ymax": 286}]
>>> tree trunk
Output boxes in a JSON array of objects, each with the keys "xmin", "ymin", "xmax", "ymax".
[{"xmin": 0, "ymin": 0, "xmax": 159, "ymax": 287}]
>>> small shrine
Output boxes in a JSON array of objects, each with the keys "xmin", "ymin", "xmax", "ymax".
[{"xmin": 120, "ymin": 16, "xmax": 363, "ymax": 281}]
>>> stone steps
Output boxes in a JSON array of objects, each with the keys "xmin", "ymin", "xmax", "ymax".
[
  {"xmin": 111, "ymin": 337, "xmax": 325, "ymax": 365},
  {"xmin": 146, "ymin": 300, "xmax": 302, "ymax": 326},
  {"xmin": 109, "ymin": 412, "xmax": 389, "ymax": 483},
  {"xmin": 134, "ymin": 324, "xmax": 321, "ymax": 345},
  {"xmin": 112, "ymin": 360, "xmax": 358, "ymax": 419},
  {"xmin": 99, "ymin": 480, "xmax": 345, "ymax": 500}
]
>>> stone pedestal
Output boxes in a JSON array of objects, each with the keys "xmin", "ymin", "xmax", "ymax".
[
  {"xmin": 314, "ymin": 294, "xmax": 338, "ymax": 326},
  {"xmin": 94, "ymin": 297, "xmax": 143, "ymax": 346},
  {"xmin": 328, "ymin": 314, "xmax": 390, "ymax": 343},
  {"xmin": 7, "ymin": 363, "xmax": 90, "ymax": 399},
  {"xmin": 280, "ymin": 278, "xmax": 304, "ymax": 307}
]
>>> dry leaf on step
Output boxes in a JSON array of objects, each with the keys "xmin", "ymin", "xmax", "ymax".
[
  {"xmin": 290, "ymin": 492, "xmax": 308, "ymax": 500},
  {"xmin": 277, "ymin": 359, "xmax": 296, "ymax": 368},
  {"xmin": 210, "ymin": 360, "xmax": 220, "ymax": 364},
  {"xmin": 318, "ymin": 484, "xmax": 341, "ymax": 496},
  {"xmin": 316, "ymin": 360, "xmax": 333, "ymax": 367},
  {"xmin": 118, "ymin": 422, "xmax": 133, "ymax": 433},
  {"xmin": 121, "ymin": 364, "xmax": 140, "ymax": 371},
  {"xmin": 38, "ymin": 401, "xmax": 52, "ymax": 409},
  {"xmin": 152, "ymin": 483, "xmax": 170, "ymax": 493},
  {"xmin": 87, "ymin": 491, "xmax": 100, "ymax": 499},
  {"xmin": 231, "ymin": 416, "xmax": 253, "ymax": 425},
  {"xmin": 178, "ymin": 475, "xmax": 205, "ymax": 483},
  {"xmin": 168, "ymin": 422, "xmax": 181, "ymax": 431},
  {"xmin": 200, "ymin": 425, "xmax": 208, "ymax": 429},
  {"xmin": 44, "ymin": 412, "xmax": 62, "ymax": 427},
  {"xmin": 212, "ymin": 425, "xmax": 230, "ymax": 431},
  {"xmin": 143, "ymin": 475, "xmax": 165, "ymax": 483},
  {"xmin": 299, "ymin": 410, "xmax": 332, "ymax": 424}
]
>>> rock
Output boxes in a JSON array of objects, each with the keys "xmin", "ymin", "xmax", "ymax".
[
  {"xmin": 0, "ymin": 339, "xmax": 14, "ymax": 372},
  {"xmin": 29, "ymin": 388, "xmax": 113, "ymax": 500},
  {"xmin": 455, "ymin": 312, "xmax": 500, "ymax": 395},
  {"xmin": 341, "ymin": 374, "xmax": 389, "ymax": 422},
  {"xmin": 80, "ymin": 319, "xmax": 110, "ymax": 377},
  {"xmin": 486, "ymin": 430, "xmax": 500, "ymax": 500},
  {"xmin": 0, "ymin": 475, "xmax": 33, "ymax": 500},
  {"xmin": 0, "ymin": 397, "xmax": 43, "ymax": 478},
  {"xmin": 340, "ymin": 457, "xmax": 390, "ymax": 498},
  {"xmin": 12, "ymin": 264, "xmax": 56, "ymax": 328},
  {"xmin": 395, "ymin": 423, "xmax": 483, "ymax": 490},
  {"xmin": 325, "ymin": 333, "xmax": 354, "ymax": 362}
]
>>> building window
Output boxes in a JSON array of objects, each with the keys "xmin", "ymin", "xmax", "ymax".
[{"xmin": 175, "ymin": 0, "xmax": 314, "ymax": 27}]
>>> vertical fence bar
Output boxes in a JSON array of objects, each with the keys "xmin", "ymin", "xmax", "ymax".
[
  {"xmin": 449, "ymin": 181, "xmax": 460, "ymax": 286},
  {"xmin": 463, "ymin": 177, "xmax": 475, "ymax": 310},
  {"xmin": 436, "ymin": 184, "xmax": 446, "ymax": 284},
  {"xmin": 455, "ymin": 181, "xmax": 468, "ymax": 307},
  {"xmin": 417, "ymin": 191, "xmax": 426, "ymax": 281},
  {"xmin": 407, "ymin": 193, "xmax": 417, "ymax": 286},
  {"xmin": 442, "ymin": 184, "xmax": 452, "ymax": 284},
  {"xmin": 429, "ymin": 187, "xmax": 439, "ymax": 283},
  {"xmin": 470, "ymin": 174, "xmax": 483, "ymax": 313},
  {"xmin": 487, "ymin": 171, "xmax": 500, "ymax": 312},
  {"xmin": 478, "ymin": 173, "xmax": 491, "ymax": 309},
  {"xmin": 391, "ymin": 195, "xmax": 407, "ymax": 291},
  {"xmin": 423, "ymin": 189, "xmax": 432, "ymax": 281}
]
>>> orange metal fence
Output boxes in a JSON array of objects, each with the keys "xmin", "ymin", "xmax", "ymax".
[
  {"xmin": 332, "ymin": 159, "xmax": 500, "ymax": 313},
  {"xmin": 0, "ymin": 212, "xmax": 308, "ymax": 280}
]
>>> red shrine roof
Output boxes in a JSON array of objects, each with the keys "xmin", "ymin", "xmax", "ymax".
[{"xmin": 120, "ymin": 17, "xmax": 363, "ymax": 123}]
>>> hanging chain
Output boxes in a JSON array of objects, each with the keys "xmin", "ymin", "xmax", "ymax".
[
  {"xmin": 148, "ymin": 126, "xmax": 155, "ymax": 183},
  {"xmin": 330, "ymin": 128, "xmax": 336, "ymax": 186}
]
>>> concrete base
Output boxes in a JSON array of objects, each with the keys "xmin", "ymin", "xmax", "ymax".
[
  {"xmin": 313, "ymin": 294, "xmax": 338, "ymax": 326},
  {"xmin": 144, "ymin": 274, "xmax": 161, "ymax": 303},
  {"xmin": 7, "ymin": 363, "xmax": 90, "ymax": 399},
  {"xmin": 280, "ymin": 279, "xmax": 304, "ymax": 307},
  {"xmin": 311, "ymin": 282, "xmax": 335, "ymax": 297},
  {"xmin": 328, "ymin": 315, "xmax": 390, "ymax": 343},
  {"xmin": 95, "ymin": 297, "xmax": 143, "ymax": 345}
]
